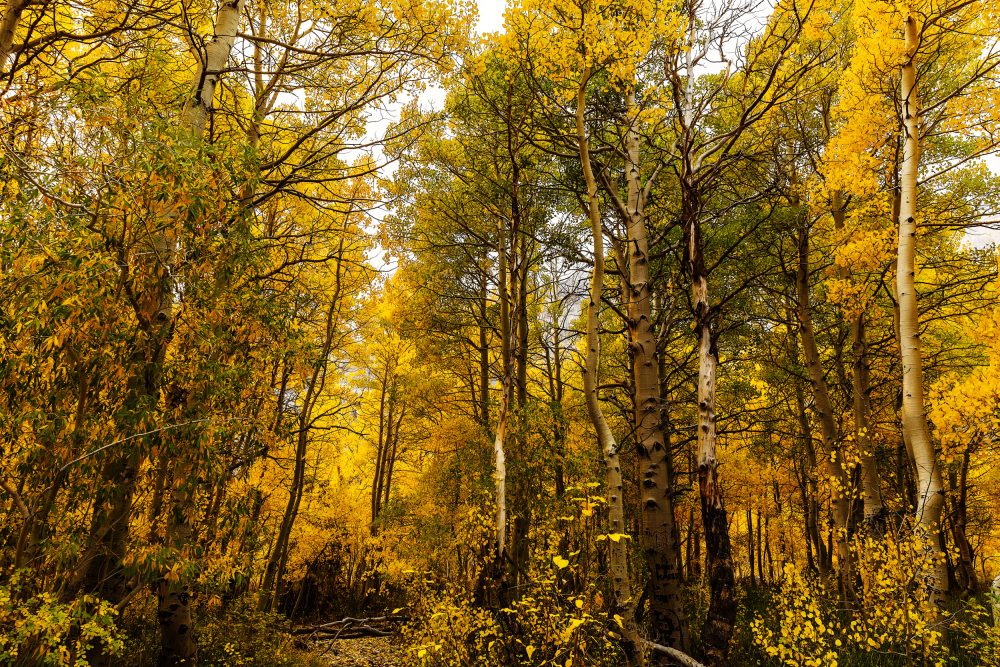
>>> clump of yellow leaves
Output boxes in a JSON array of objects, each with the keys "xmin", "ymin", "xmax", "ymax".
[
  {"xmin": 404, "ymin": 486, "xmax": 624, "ymax": 666},
  {"xmin": 0, "ymin": 578, "xmax": 123, "ymax": 666},
  {"xmin": 752, "ymin": 535, "xmax": 950, "ymax": 666},
  {"xmin": 929, "ymin": 306, "xmax": 1000, "ymax": 462},
  {"xmin": 499, "ymin": 0, "xmax": 685, "ymax": 92}
]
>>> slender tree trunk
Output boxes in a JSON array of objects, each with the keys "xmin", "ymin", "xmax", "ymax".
[
  {"xmin": 479, "ymin": 272, "xmax": 491, "ymax": 433},
  {"xmin": 574, "ymin": 72, "xmax": 640, "ymax": 661},
  {"xmin": 258, "ymin": 255, "xmax": 342, "ymax": 614},
  {"xmin": 795, "ymin": 225, "xmax": 852, "ymax": 596},
  {"xmin": 493, "ymin": 211, "xmax": 512, "ymax": 565},
  {"xmin": 756, "ymin": 509, "xmax": 765, "ymax": 586},
  {"xmin": 831, "ymin": 192, "xmax": 885, "ymax": 527},
  {"xmin": 381, "ymin": 406, "xmax": 405, "ymax": 514},
  {"xmin": 683, "ymin": 192, "xmax": 735, "ymax": 665},
  {"xmin": 898, "ymin": 9, "xmax": 948, "ymax": 605},
  {"xmin": 948, "ymin": 451, "xmax": 976, "ymax": 595},
  {"xmin": 794, "ymin": 380, "xmax": 827, "ymax": 577},
  {"xmin": 371, "ymin": 374, "xmax": 390, "ymax": 529}
]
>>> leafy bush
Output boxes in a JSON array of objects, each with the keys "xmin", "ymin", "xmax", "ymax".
[{"xmin": 0, "ymin": 577, "xmax": 123, "ymax": 666}]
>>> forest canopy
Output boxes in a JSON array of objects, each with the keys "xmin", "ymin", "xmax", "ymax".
[{"xmin": 2, "ymin": 0, "xmax": 1000, "ymax": 666}]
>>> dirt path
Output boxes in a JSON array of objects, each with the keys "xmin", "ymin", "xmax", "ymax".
[{"xmin": 312, "ymin": 636, "xmax": 405, "ymax": 666}]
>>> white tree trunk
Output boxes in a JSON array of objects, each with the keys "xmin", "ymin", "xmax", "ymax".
[
  {"xmin": 898, "ymin": 8, "xmax": 948, "ymax": 603},
  {"xmin": 0, "ymin": 0, "xmax": 29, "ymax": 65},
  {"xmin": 575, "ymin": 73, "xmax": 637, "ymax": 656},
  {"xmin": 182, "ymin": 0, "xmax": 247, "ymax": 138}
]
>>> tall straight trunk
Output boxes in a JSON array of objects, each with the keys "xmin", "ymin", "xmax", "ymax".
[
  {"xmin": 479, "ymin": 271, "xmax": 491, "ymax": 433},
  {"xmin": 746, "ymin": 507, "xmax": 755, "ymax": 586},
  {"xmin": 493, "ymin": 211, "xmax": 512, "ymax": 564},
  {"xmin": 756, "ymin": 509, "xmax": 765, "ymax": 585},
  {"xmin": 947, "ymin": 451, "xmax": 976, "ymax": 595},
  {"xmin": 508, "ymin": 161, "xmax": 531, "ymax": 592},
  {"xmin": 685, "ymin": 509, "xmax": 696, "ymax": 581},
  {"xmin": 851, "ymin": 312, "xmax": 883, "ymax": 525},
  {"xmin": 684, "ymin": 194, "xmax": 736, "ymax": 665},
  {"xmin": 794, "ymin": 380, "xmax": 828, "ymax": 576},
  {"xmin": 381, "ymin": 406, "xmax": 405, "ymax": 513},
  {"xmin": 543, "ymin": 325, "xmax": 567, "ymax": 498},
  {"xmin": 371, "ymin": 375, "xmax": 390, "ymax": 529},
  {"xmin": 795, "ymin": 225, "xmax": 851, "ymax": 595},
  {"xmin": 574, "ymin": 72, "xmax": 639, "ymax": 659},
  {"xmin": 831, "ymin": 192, "xmax": 884, "ymax": 526},
  {"xmin": 616, "ymin": 88, "xmax": 688, "ymax": 651},
  {"xmin": 898, "ymin": 9, "xmax": 948, "ymax": 604}
]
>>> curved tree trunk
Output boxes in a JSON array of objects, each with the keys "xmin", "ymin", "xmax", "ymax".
[{"xmin": 795, "ymin": 224, "xmax": 852, "ymax": 598}]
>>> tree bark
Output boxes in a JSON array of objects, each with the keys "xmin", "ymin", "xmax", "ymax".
[
  {"xmin": 181, "ymin": 0, "xmax": 246, "ymax": 138},
  {"xmin": 574, "ymin": 71, "xmax": 640, "ymax": 661},
  {"xmin": 0, "ymin": 0, "xmax": 29, "ymax": 67},
  {"xmin": 795, "ymin": 224, "xmax": 851, "ymax": 597},
  {"xmin": 683, "ymin": 193, "xmax": 736, "ymax": 665},
  {"xmin": 599, "ymin": 88, "xmax": 689, "ymax": 651},
  {"xmin": 898, "ymin": 9, "xmax": 948, "ymax": 605}
]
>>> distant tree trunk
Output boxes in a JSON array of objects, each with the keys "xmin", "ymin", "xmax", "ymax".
[
  {"xmin": 541, "ymin": 316, "xmax": 567, "ymax": 499},
  {"xmin": 794, "ymin": 379, "xmax": 828, "ymax": 577},
  {"xmin": 947, "ymin": 451, "xmax": 977, "ymax": 596},
  {"xmin": 371, "ymin": 373, "xmax": 390, "ymax": 530},
  {"xmin": 831, "ymin": 191, "xmax": 885, "ymax": 528},
  {"xmin": 897, "ymin": 9, "xmax": 948, "ymax": 605},
  {"xmin": 746, "ymin": 507, "xmax": 755, "ymax": 586},
  {"xmin": 258, "ymin": 254, "xmax": 342, "ymax": 614},
  {"xmin": 381, "ymin": 406, "xmax": 405, "ymax": 514},
  {"xmin": 756, "ymin": 509, "xmax": 765, "ymax": 585}
]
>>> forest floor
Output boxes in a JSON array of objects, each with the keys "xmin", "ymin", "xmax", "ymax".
[{"xmin": 311, "ymin": 636, "xmax": 404, "ymax": 666}]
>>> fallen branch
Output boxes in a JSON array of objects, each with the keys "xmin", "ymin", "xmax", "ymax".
[
  {"xmin": 647, "ymin": 641, "xmax": 708, "ymax": 667},
  {"xmin": 292, "ymin": 614, "xmax": 409, "ymax": 638}
]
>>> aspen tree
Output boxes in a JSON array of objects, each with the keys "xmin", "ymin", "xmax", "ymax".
[
  {"xmin": 154, "ymin": 3, "xmax": 247, "ymax": 663},
  {"xmin": 794, "ymin": 222, "xmax": 852, "ymax": 596},
  {"xmin": 0, "ymin": 0, "xmax": 29, "ymax": 65},
  {"xmin": 602, "ymin": 86, "xmax": 689, "ymax": 651},
  {"xmin": 896, "ymin": 5, "xmax": 948, "ymax": 603}
]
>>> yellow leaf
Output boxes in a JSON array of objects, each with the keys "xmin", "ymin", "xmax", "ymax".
[{"xmin": 552, "ymin": 555, "xmax": 569, "ymax": 569}]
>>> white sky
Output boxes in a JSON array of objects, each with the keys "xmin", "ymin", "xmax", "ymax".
[{"xmin": 476, "ymin": 0, "xmax": 507, "ymax": 33}]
